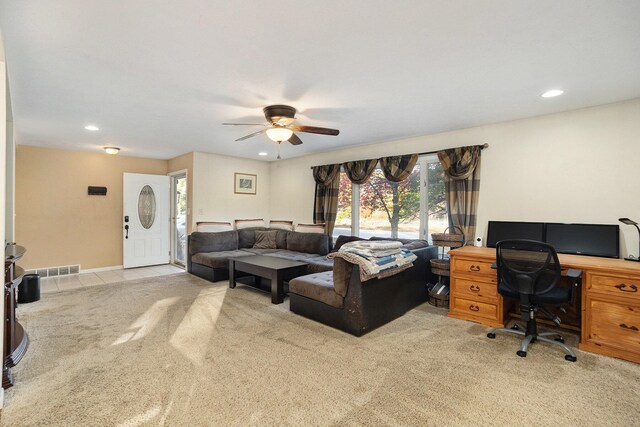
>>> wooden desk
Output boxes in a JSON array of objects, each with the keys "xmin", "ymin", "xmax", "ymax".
[{"xmin": 449, "ymin": 246, "xmax": 640, "ymax": 364}]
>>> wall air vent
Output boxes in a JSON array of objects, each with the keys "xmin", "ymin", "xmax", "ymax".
[{"xmin": 27, "ymin": 265, "xmax": 81, "ymax": 278}]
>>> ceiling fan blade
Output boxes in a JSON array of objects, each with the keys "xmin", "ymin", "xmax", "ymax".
[
  {"xmin": 288, "ymin": 133, "xmax": 303, "ymax": 145},
  {"xmin": 289, "ymin": 125, "xmax": 339, "ymax": 136},
  {"xmin": 223, "ymin": 123, "xmax": 267, "ymax": 126},
  {"xmin": 235, "ymin": 129, "xmax": 266, "ymax": 141}
]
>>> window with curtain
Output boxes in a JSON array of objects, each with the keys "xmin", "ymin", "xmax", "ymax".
[
  {"xmin": 359, "ymin": 166, "xmax": 421, "ymax": 239},
  {"xmin": 426, "ymin": 160, "xmax": 447, "ymax": 238},
  {"xmin": 335, "ymin": 155, "xmax": 447, "ymax": 241}
]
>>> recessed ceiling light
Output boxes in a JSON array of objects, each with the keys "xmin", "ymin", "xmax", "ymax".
[
  {"xmin": 541, "ymin": 89, "xmax": 564, "ymax": 98},
  {"xmin": 84, "ymin": 124, "xmax": 100, "ymax": 131},
  {"xmin": 104, "ymin": 146, "xmax": 120, "ymax": 155},
  {"xmin": 258, "ymin": 152, "xmax": 268, "ymax": 156}
]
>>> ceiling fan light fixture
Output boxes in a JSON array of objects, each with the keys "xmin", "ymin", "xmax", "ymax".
[{"xmin": 266, "ymin": 127, "xmax": 293, "ymax": 142}]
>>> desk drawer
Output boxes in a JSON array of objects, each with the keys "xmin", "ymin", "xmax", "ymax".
[
  {"xmin": 586, "ymin": 298, "xmax": 640, "ymax": 353},
  {"xmin": 452, "ymin": 259, "xmax": 496, "ymax": 279},
  {"xmin": 589, "ymin": 274, "xmax": 640, "ymax": 302},
  {"xmin": 451, "ymin": 297, "xmax": 498, "ymax": 321},
  {"xmin": 452, "ymin": 277, "xmax": 497, "ymax": 300}
]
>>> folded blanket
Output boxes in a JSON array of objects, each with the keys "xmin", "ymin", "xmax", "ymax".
[
  {"xmin": 340, "ymin": 246, "xmax": 401, "ymax": 258},
  {"xmin": 328, "ymin": 246, "xmax": 417, "ymax": 282},
  {"xmin": 341, "ymin": 240, "xmax": 403, "ymax": 251},
  {"xmin": 339, "ymin": 240, "xmax": 403, "ymax": 258}
]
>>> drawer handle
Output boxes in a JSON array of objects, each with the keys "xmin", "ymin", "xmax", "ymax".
[
  {"xmin": 469, "ymin": 305, "xmax": 480, "ymax": 312},
  {"xmin": 619, "ymin": 323, "xmax": 639, "ymax": 332},
  {"xmin": 469, "ymin": 265, "xmax": 481, "ymax": 272},
  {"xmin": 469, "ymin": 285, "xmax": 480, "ymax": 293},
  {"xmin": 614, "ymin": 283, "xmax": 638, "ymax": 293}
]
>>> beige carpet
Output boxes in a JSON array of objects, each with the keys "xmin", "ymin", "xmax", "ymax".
[{"xmin": 1, "ymin": 272, "xmax": 639, "ymax": 426}]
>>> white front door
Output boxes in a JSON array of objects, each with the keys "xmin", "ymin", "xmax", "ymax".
[{"xmin": 123, "ymin": 173, "xmax": 170, "ymax": 268}]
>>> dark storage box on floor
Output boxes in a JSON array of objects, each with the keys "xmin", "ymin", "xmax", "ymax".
[{"xmin": 18, "ymin": 273, "xmax": 40, "ymax": 303}]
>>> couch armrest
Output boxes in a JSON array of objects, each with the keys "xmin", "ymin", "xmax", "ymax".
[{"xmin": 187, "ymin": 234, "xmax": 193, "ymax": 272}]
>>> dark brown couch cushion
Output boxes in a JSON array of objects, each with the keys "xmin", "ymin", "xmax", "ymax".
[
  {"xmin": 238, "ymin": 227, "xmax": 269, "ymax": 248},
  {"xmin": 275, "ymin": 230, "xmax": 288, "ymax": 249},
  {"xmin": 253, "ymin": 231, "xmax": 277, "ymax": 249},
  {"xmin": 191, "ymin": 250, "xmax": 253, "ymax": 268},
  {"xmin": 286, "ymin": 232, "xmax": 331, "ymax": 255},
  {"xmin": 401, "ymin": 240, "xmax": 429, "ymax": 250},
  {"xmin": 189, "ymin": 231, "xmax": 238, "ymax": 255},
  {"xmin": 289, "ymin": 271, "xmax": 344, "ymax": 308}
]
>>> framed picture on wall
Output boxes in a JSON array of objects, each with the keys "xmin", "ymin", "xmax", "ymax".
[{"xmin": 234, "ymin": 173, "xmax": 257, "ymax": 195}]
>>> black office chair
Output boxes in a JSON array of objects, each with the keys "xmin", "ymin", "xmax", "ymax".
[{"xmin": 487, "ymin": 239, "xmax": 581, "ymax": 362}]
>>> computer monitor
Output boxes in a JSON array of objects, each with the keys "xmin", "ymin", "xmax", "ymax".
[
  {"xmin": 486, "ymin": 221, "xmax": 545, "ymax": 248},
  {"xmin": 544, "ymin": 223, "xmax": 619, "ymax": 258}
]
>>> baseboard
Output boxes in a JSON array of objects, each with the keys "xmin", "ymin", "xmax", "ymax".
[{"xmin": 80, "ymin": 265, "xmax": 124, "ymax": 274}]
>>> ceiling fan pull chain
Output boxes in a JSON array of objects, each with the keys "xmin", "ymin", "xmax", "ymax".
[{"xmin": 277, "ymin": 142, "xmax": 281, "ymax": 160}]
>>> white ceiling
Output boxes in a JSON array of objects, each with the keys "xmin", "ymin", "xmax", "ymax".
[{"xmin": 1, "ymin": 1, "xmax": 639, "ymax": 161}]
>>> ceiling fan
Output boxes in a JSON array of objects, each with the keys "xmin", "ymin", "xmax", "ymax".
[{"xmin": 223, "ymin": 105, "xmax": 340, "ymax": 146}]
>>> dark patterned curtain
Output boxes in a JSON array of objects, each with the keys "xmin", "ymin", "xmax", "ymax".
[
  {"xmin": 343, "ymin": 159, "xmax": 377, "ymax": 184},
  {"xmin": 312, "ymin": 164, "xmax": 341, "ymax": 235},
  {"xmin": 379, "ymin": 154, "xmax": 418, "ymax": 182},
  {"xmin": 438, "ymin": 145, "xmax": 482, "ymax": 245}
]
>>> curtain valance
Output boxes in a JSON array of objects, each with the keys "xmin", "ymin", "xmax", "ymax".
[
  {"xmin": 343, "ymin": 159, "xmax": 377, "ymax": 184},
  {"xmin": 437, "ymin": 145, "xmax": 482, "ymax": 180},
  {"xmin": 379, "ymin": 154, "xmax": 419, "ymax": 182},
  {"xmin": 312, "ymin": 164, "xmax": 341, "ymax": 186}
]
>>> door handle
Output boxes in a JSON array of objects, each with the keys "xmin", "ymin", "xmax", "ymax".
[{"xmin": 125, "ymin": 224, "xmax": 129, "ymax": 239}]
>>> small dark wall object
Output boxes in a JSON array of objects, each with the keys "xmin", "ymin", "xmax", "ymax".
[
  {"xmin": 88, "ymin": 186, "xmax": 107, "ymax": 196},
  {"xmin": 18, "ymin": 274, "xmax": 40, "ymax": 304}
]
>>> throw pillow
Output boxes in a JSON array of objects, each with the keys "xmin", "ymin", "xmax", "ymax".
[
  {"xmin": 269, "ymin": 220, "xmax": 294, "ymax": 231},
  {"xmin": 253, "ymin": 230, "xmax": 277, "ymax": 249},
  {"xmin": 235, "ymin": 218, "xmax": 266, "ymax": 229},
  {"xmin": 295, "ymin": 223, "xmax": 326, "ymax": 234}
]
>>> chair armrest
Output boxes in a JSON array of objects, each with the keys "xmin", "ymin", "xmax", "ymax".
[{"xmin": 566, "ymin": 268, "xmax": 582, "ymax": 285}]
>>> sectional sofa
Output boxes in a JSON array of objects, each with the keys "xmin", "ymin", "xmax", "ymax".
[
  {"xmin": 187, "ymin": 227, "xmax": 333, "ymax": 282},
  {"xmin": 289, "ymin": 245, "xmax": 437, "ymax": 336},
  {"xmin": 187, "ymin": 228, "xmax": 440, "ymax": 335}
]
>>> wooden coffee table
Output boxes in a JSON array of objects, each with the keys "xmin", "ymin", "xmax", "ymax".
[{"xmin": 229, "ymin": 255, "xmax": 309, "ymax": 304}]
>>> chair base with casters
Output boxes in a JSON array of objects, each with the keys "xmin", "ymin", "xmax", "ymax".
[{"xmin": 487, "ymin": 318, "xmax": 577, "ymax": 362}]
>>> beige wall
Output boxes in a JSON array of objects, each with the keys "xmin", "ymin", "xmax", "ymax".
[
  {"xmin": 269, "ymin": 98, "xmax": 640, "ymax": 258},
  {"xmin": 192, "ymin": 152, "xmax": 271, "ymax": 228},
  {"xmin": 168, "ymin": 152, "xmax": 194, "ymax": 234},
  {"xmin": 16, "ymin": 146, "xmax": 168, "ymax": 269}
]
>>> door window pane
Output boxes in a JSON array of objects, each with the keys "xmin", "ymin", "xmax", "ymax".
[
  {"xmin": 138, "ymin": 185, "xmax": 156, "ymax": 229},
  {"xmin": 333, "ymin": 171, "xmax": 352, "ymax": 239},
  {"xmin": 359, "ymin": 166, "xmax": 420, "ymax": 239}
]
